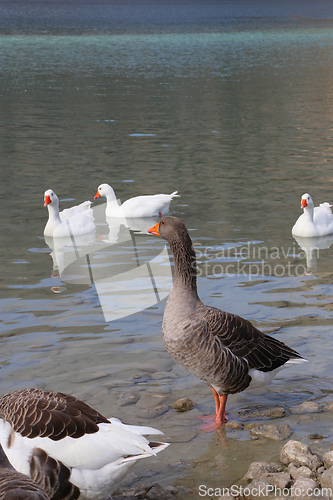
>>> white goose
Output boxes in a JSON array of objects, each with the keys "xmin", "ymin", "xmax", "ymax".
[
  {"xmin": 0, "ymin": 388, "xmax": 168, "ymax": 500},
  {"xmin": 44, "ymin": 189, "xmax": 95, "ymax": 238},
  {"xmin": 292, "ymin": 193, "xmax": 333, "ymax": 237},
  {"xmin": 94, "ymin": 183, "xmax": 179, "ymax": 218}
]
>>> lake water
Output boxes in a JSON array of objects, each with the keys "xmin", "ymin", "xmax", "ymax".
[{"xmin": 1, "ymin": 1, "xmax": 333, "ymax": 497}]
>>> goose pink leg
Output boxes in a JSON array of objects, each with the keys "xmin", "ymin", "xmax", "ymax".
[{"xmin": 198, "ymin": 388, "xmax": 228, "ymax": 432}]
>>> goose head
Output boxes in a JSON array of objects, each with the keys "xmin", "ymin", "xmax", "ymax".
[
  {"xmin": 44, "ymin": 189, "xmax": 59, "ymax": 207},
  {"xmin": 301, "ymin": 193, "xmax": 314, "ymax": 210},
  {"xmin": 148, "ymin": 216, "xmax": 188, "ymax": 242},
  {"xmin": 94, "ymin": 184, "xmax": 116, "ymax": 201}
]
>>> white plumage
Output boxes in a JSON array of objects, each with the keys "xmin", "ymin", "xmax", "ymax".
[
  {"xmin": 43, "ymin": 189, "xmax": 95, "ymax": 238},
  {"xmin": 292, "ymin": 193, "xmax": 333, "ymax": 237},
  {"xmin": 0, "ymin": 389, "xmax": 168, "ymax": 500},
  {"xmin": 94, "ymin": 183, "xmax": 179, "ymax": 218}
]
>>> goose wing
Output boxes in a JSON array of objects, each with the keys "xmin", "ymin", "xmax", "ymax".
[{"xmin": 200, "ymin": 306, "xmax": 303, "ymax": 373}]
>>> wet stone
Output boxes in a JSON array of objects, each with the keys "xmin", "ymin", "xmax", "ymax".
[
  {"xmin": 250, "ymin": 423, "xmax": 292, "ymax": 441},
  {"xmin": 321, "ymin": 467, "xmax": 333, "ymax": 489},
  {"xmin": 287, "ymin": 463, "xmax": 315, "ymax": 480},
  {"xmin": 111, "ymin": 483, "xmax": 176, "ymax": 500},
  {"xmin": 308, "ymin": 433, "xmax": 324, "ymax": 440},
  {"xmin": 324, "ymin": 402, "xmax": 333, "ymax": 412},
  {"xmin": 243, "ymin": 462, "xmax": 278, "ymax": 482},
  {"xmin": 238, "ymin": 406, "xmax": 286, "ymax": 419},
  {"xmin": 243, "ymin": 478, "xmax": 274, "ymax": 499},
  {"xmin": 290, "ymin": 401, "xmax": 323, "ymax": 414},
  {"xmin": 323, "ymin": 451, "xmax": 333, "ymax": 469},
  {"xmin": 293, "ymin": 476, "xmax": 317, "ymax": 497},
  {"xmin": 280, "ymin": 440, "xmax": 323, "ymax": 470},
  {"xmin": 261, "ymin": 472, "xmax": 291, "ymax": 489},
  {"xmin": 172, "ymin": 397, "xmax": 195, "ymax": 412},
  {"xmin": 225, "ymin": 421, "xmax": 243, "ymax": 429}
]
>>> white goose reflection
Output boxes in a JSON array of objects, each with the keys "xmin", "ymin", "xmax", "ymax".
[
  {"xmin": 293, "ymin": 233, "xmax": 333, "ymax": 274},
  {"xmin": 44, "ymin": 203, "xmax": 172, "ymax": 322}
]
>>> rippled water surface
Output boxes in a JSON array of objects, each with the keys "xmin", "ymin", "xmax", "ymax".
[{"xmin": 1, "ymin": 1, "xmax": 333, "ymax": 497}]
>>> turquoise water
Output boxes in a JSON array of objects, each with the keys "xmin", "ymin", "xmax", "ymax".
[{"xmin": 1, "ymin": 1, "xmax": 333, "ymax": 496}]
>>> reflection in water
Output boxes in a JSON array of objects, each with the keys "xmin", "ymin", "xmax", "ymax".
[
  {"xmin": 45, "ymin": 202, "xmax": 172, "ymax": 321},
  {"xmin": 293, "ymin": 234, "xmax": 333, "ymax": 274}
]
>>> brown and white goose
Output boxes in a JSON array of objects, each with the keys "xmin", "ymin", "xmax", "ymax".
[
  {"xmin": 0, "ymin": 389, "xmax": 168, "ymax": 500},
  {"xmin": 0, "ymin": 442, "xmax": 78, "ymax": 500},
  {"xmin": 148, "ymin": 216, "xmax": 307, "ymax": 430}
]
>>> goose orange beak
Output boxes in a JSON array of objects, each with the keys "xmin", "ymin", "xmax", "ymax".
[
  {"xmin": 94, "ymin": 191, "xmax": 101, "ymax": 200},
  {"xmin": 301, "ymin": 199, "xmax": 308, "ymax": 208},
  {"xmin": 44, "ymin": 195, "xmax": 51, "ymax": 206},
  {"xmin": 148, "ymin": 222, "xmax": 160, "ymax": 236}
]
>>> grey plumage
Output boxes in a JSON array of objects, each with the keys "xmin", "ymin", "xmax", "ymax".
[{"xmin": 148, "ymin": 216, "xmax": 305, "ymax": 425}]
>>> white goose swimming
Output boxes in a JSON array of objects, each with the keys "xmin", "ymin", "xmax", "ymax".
[
  {"xmin": 148, "ymin": 217, "xmax": 306, "ymax": 431},
  {"xmin": 0, "ymin": 388, "xmax": 168, "ymax": 500},
  {"xmin": 292, "ymin": 193, "xmax": 333, "ymax": 237},
  {"xmin": 43, "ymin": 189, "xmax": 95, "ymax": 238},
  {"xmin": 94, "ymin": 183, "xmax": 179, "ymax": 218}
]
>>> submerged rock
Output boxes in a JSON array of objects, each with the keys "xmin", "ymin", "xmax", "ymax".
[
  {"xmin": 280, "ymin": 440, "xmax": 323, "ymax": 470},
  {"xmin": 250, "ymin": 423, "xmax": 292, "ymax": 441},
  {"xmin": 290, "ymin": 401, "xmax": 323, "ymax": 414},
  {"xmin": 238, "ymin": 406, "xmax": 286, "ymax": 419},
  {"xmin": 118, "ymin": 392, "xmax": 139, "ymax": 406},
  {"xmin": 111, "ymin": 483, "xmax": 177, "ymax": 500}
]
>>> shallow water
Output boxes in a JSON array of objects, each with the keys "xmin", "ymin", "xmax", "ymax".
[{"xmin": 1, "ymin": 1, "xmax": 333, "ymax": 497}]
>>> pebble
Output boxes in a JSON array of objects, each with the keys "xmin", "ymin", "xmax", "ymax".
[
  {"xmin": 308, "ymin": 433, "xmax": 324, "ymax": 440},
  {"xmin": 249, "ymin": 423, "xmax": 292, "ymax": 441},
  {"xmin": 169, "ymin": 459, "xmax": 192, "ymax": 470},
  {"xmin": 225, "ymin": 421, "xmax": 243, "ymax": 429},
  {"xmin": 172, "ymin": 397, "xmax": 195, "ymax": 412},
  {"xmin": 238, "ymin": 406, "xmax": 286, "ymax": 419}
]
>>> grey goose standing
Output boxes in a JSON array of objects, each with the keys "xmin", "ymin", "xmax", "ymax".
[{"xmin": 148, "ymin": 216, "xmax": 306, "ymax": 430}]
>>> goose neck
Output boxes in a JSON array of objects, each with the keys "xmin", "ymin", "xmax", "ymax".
[{"xmin": 169, "ymin": 236, "xmax": 198, "ymax": 294}]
